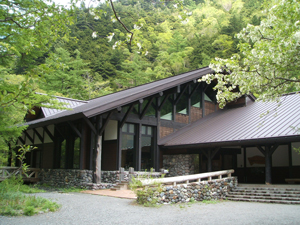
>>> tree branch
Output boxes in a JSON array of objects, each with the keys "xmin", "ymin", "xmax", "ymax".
[{"xmin": 109, "ymin": 0, "xmax": 133, "ymax": 45}]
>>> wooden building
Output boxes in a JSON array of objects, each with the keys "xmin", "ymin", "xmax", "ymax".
[{"xmin": 18, "ymin": 67, "xmax": 300, "ymax": 184}]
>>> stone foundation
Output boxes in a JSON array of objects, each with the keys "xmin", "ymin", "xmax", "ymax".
[
  {"xmin": 140, "ymin": 177, "xmax": 238, "ymax": 204},
  {"xmin": 39, "ymin": 169, "xmax": 129, "ymax": 190},
  {"xmin": 163, "ymin": 154, "xmax": 196, "ymax": 177}
]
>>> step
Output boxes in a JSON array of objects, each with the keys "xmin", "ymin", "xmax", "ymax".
[
  {"xmin": 227, "ymin": 197, "xmax": 300, "ymax": 204},
  {"xmin": 227, "ymin": 194, "xmax": 300, "ymax": 201},
  {"xmin": 110, "ymin": 182, "xmax": 129, "ymax": 191},
  {"xmin": 228, "ymin": 192, "xmax": 300, "ymax": 198},
  {"xmin": 232, "ymin": 187, "xmax": 300, "ymax": 192},
  {"xmin": 231, "ymin": 189, "xmax": 300, "ymax": 195}
]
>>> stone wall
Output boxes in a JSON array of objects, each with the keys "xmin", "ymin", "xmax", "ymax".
[
  {"xmin": 141, "ymin": 177, "xmax": 237, "ymax": 204},
  {"xmin": 163, "ymin": 154, "xmax": 196, "ymax": 177},
  {"xmin": 39, "ymin": 169, "xmax": 129, "ymax": 189},
  {"xmin": 39, "ymin": 169, "xmax": 94, "ymax": 188}
]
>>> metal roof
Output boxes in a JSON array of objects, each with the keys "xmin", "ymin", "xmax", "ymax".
[
  {"xmin": 27, "ymin": 67, "xmax": 213, "ymax": 128},
  {"xmin": 159, "ymin": 93, "xmax": 300, "ymax": 148},
  {"xmin": 41, "ymin": 96, "xmax": 88, "ymax": 118}
]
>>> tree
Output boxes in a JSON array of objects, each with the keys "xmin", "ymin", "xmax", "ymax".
[
  {"xmin": 43, "ymin": 48, "xmax": 90, "ymax": 100},
  {"xmin": 0, "ymin": 0, "xmax": 75, "ymax": 166},
  {"xmin": 201, "ymin": 0, "xmax": 300, "ymax": 108}
]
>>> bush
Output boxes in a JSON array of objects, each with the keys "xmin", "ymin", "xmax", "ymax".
[{"xmin": 0, "ymin": 176, "xmax": 60, "ymax": 216}]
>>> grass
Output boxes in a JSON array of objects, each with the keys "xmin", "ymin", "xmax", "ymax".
[{"xmin": 0, "ymin": 176, "xmax": 60, "ymax": 216}]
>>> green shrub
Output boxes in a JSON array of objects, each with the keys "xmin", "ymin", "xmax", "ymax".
[{"xmin": 0, "ymin": 176, "xmax": 60, "ymax": 216}]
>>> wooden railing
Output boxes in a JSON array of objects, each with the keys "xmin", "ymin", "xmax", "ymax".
[
  {"xmin": 0, "ymin": 167, "xmax": 40, "ymax": 182},
  {"xmin": 139, "ymin": 169, "xmax": 234, "ymax": 186}
]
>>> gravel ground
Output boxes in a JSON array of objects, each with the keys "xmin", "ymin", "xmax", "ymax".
[{"xmin": 1, "ymin": 192, "xmax": 300, "ymax": 225}]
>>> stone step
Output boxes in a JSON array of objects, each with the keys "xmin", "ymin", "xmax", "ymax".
[
  {"xmin": 110, "ymin": 182, "xmax": 129, "ymax": 191},
  {"xmin": 227, "ymin": 194, "xmax": 300, "ymax": 201},
  {"xmin": 229, "ymin": 192, "xmax": 300, "ymax": 198},
  {"xmin": 232, "ymin": 187, "xmax": 300, "ymax": 192},
  {"xmin": 231, "ymin": 189, "xmax": 300, "ymax": 195},
  {"xmin": 227, "ymin": 197, "xmax": 300, "ymax": 204}
]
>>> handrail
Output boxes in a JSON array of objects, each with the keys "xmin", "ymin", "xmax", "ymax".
[
  {"xmin": 139, "ymin": 169, "xmax": 234, "ymax": 186},
  {"xmin": 0, "ymin": 167, "xmax": 40, "ymax": 181}
]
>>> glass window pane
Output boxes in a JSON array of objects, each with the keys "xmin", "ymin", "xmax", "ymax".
[
  {"xmin": 122, "ymin": 123, "xmax": 128, "ymax": 132},
  {"xmin": 129, "ymin": 124, "xmax": 135, "ymax": 133},
  {"xmin": 142, "ymin": 126, "xmax": 146, "ymax": 135},
  {"xmin": 147, "ymin": 126, "xmax": 152, "ymax": 136}
]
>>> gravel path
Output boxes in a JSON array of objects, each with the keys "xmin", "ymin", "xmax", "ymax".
[{"xmin": 1, "ymin": 192, "xmax": 300, "ymax": 225}]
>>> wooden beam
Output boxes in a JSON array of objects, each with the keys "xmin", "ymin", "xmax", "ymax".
[
  {"xmin": 211, "ymin": 147, "xmax": 220, "ymax": 158},
  {"xmin": 43, "ymin": 126, "xmax": 55, "ymax": 142},
  {"xmin": 158, "ymin": 93, "xmax": 170, "ymax": 111},
  {"xmin": 24, "ymin": 130, "xmax": 34, "ymax": 144},
  {"xmin": 270, "ymin": 144, "xmax": 279, "ymax": 155},
  {"xmin": 189, "ymin": 82, "xmax": 200, "ymax": 98},
  {"xmin": 174, "ymin": 84, "xmax": 189, "ymax": 105},
  {"xmin": 67, "ymin": 121, "xmax": 82, "ymax": 138},
  {"xmin": 33, "ymin": 128, "xmax": 43, "ymax": 143},
  {"xmin": 55, "ymin": 126, "xmax": 66, "ymax": 139},
  {"xmin": 120, "ymin": 103, "xmax": 135, "ymax": 128},
  {"xmin": 18, "ymin": 136, "xmax": 25, "ymax": 145},
  {"xmin": 83, "ymin": 117, "xmax": 97, "ymax": 135},
  {"xmin": 256, "ymin": 145, "xmax": 265, "ymax": 155},
  {"xmin": 140, "ymin": 97, "xmax": 154, "ymax": 120},
  {"xmin": 99, "ymin": 111, "xmax": 113, "ymax": 135}
]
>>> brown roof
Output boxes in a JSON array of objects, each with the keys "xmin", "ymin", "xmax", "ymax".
[
  {"xmin": 159, "ymin": 93, "xmax": 300, "ymax": 148},
  {"xmin": 27, "ymin": 67, "xmax": 213, "ymax": 128}
]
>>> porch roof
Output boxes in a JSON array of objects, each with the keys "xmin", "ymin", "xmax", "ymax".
[
  {"xmin": 159, "ymin": 93, "xmax": 300, "ymax": 148},
  {"xmin": 26, "ymin": 67, "xmax": 213, "ymax": 128}
]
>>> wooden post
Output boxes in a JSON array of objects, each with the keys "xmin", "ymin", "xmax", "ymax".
[
  {"xmin": 94, "ymin": 135, "xmax": 102, "ymax": 184},
  {"xmin": 265, "ymin": 146, "xmax": 272, "ymax": 185},
  {"xmin": 207, "ymin": 150, "xmax": 212, "ymax": 172},
  {"xmin": 243, "ymin": 147, "xmax": 247, "ymax": 183},
  {"xmin": 136, "ymin": 124, "xmax": 142, "ymax": 171},
  {"xmin": 201, "ymin": 83, "xmax": 205, "ymax": 118},
  {"xmin": 116, "ymin": 122, "xmax": 122, "ymax": 170},
  {"xmin": 288, "ymin": 143, "xmax": 293, "ymax": 178}
]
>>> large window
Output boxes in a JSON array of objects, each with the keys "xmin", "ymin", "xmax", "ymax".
[
  {"xmin": 141, "ymin": 125, "xmax": 154, "ymax": 171},
  {"xmin": 121, "ymin": 123, "xmax": 135, "ymax": 169}
]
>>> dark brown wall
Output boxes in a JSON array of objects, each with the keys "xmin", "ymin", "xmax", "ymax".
[
  {"xmin": 102, "ymin": 140, "xmax": 117, "ymax": 170},
  {"xmin": 41, "ymin": 143, "xmax": 54, "ymax": 169}
]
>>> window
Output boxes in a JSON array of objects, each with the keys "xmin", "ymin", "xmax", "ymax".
[
  {"xmin": 141, "ymin": 125, "xmax": 154, "ymax": 171},
  {"xmin": 121, "ymin": 123, "xmax": 135, "ymax": 169}
]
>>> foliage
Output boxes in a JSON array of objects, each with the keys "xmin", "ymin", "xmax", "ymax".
[
  {"xmin": 0, "ymin": 176, "xmax": 60, "ymax": 216},
  {"xmin": 17, "ymin": 145, "xmax": 37, "ymax": 176},
  {"xmin": 129, "ymin": 169, "xmax": 164, "ymax": 207},
  {"xmin": 201, "ymin": 0, "xmax": 300, "ymax": 108},
  {"xmin": 0, "ymin": 0, "xmax": 75, "ymax": 163}
]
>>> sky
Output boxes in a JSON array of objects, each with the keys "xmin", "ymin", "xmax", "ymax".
[{"xmin": 52, "ymin": 0, "xmax": 102, "ymax": 8}]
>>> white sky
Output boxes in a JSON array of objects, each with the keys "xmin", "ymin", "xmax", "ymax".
[{"xmin": 52, "ymin": 0, "xmax": 103, "ymax": 8}]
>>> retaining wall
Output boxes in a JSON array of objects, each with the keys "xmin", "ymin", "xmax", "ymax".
[{"xmin": 139, "ymin": 177, "xmax": 238, "ymax": 204}]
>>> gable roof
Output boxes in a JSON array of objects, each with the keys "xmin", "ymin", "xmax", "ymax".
[
  {"xmin": 27, "ymin": 67, "xmax": 213, "ymax": 128},
  {"xmin": 159, "ymin": 93, "xmax": 300, "ymax": 148},
  {"xmin": 41, "ymin": 96, "xmax": 88, "ymax": 118}
]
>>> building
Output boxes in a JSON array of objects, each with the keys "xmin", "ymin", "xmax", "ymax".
[{"xmin": 18, "ymin": 67, "xmax": 300, "ymax": 185}]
